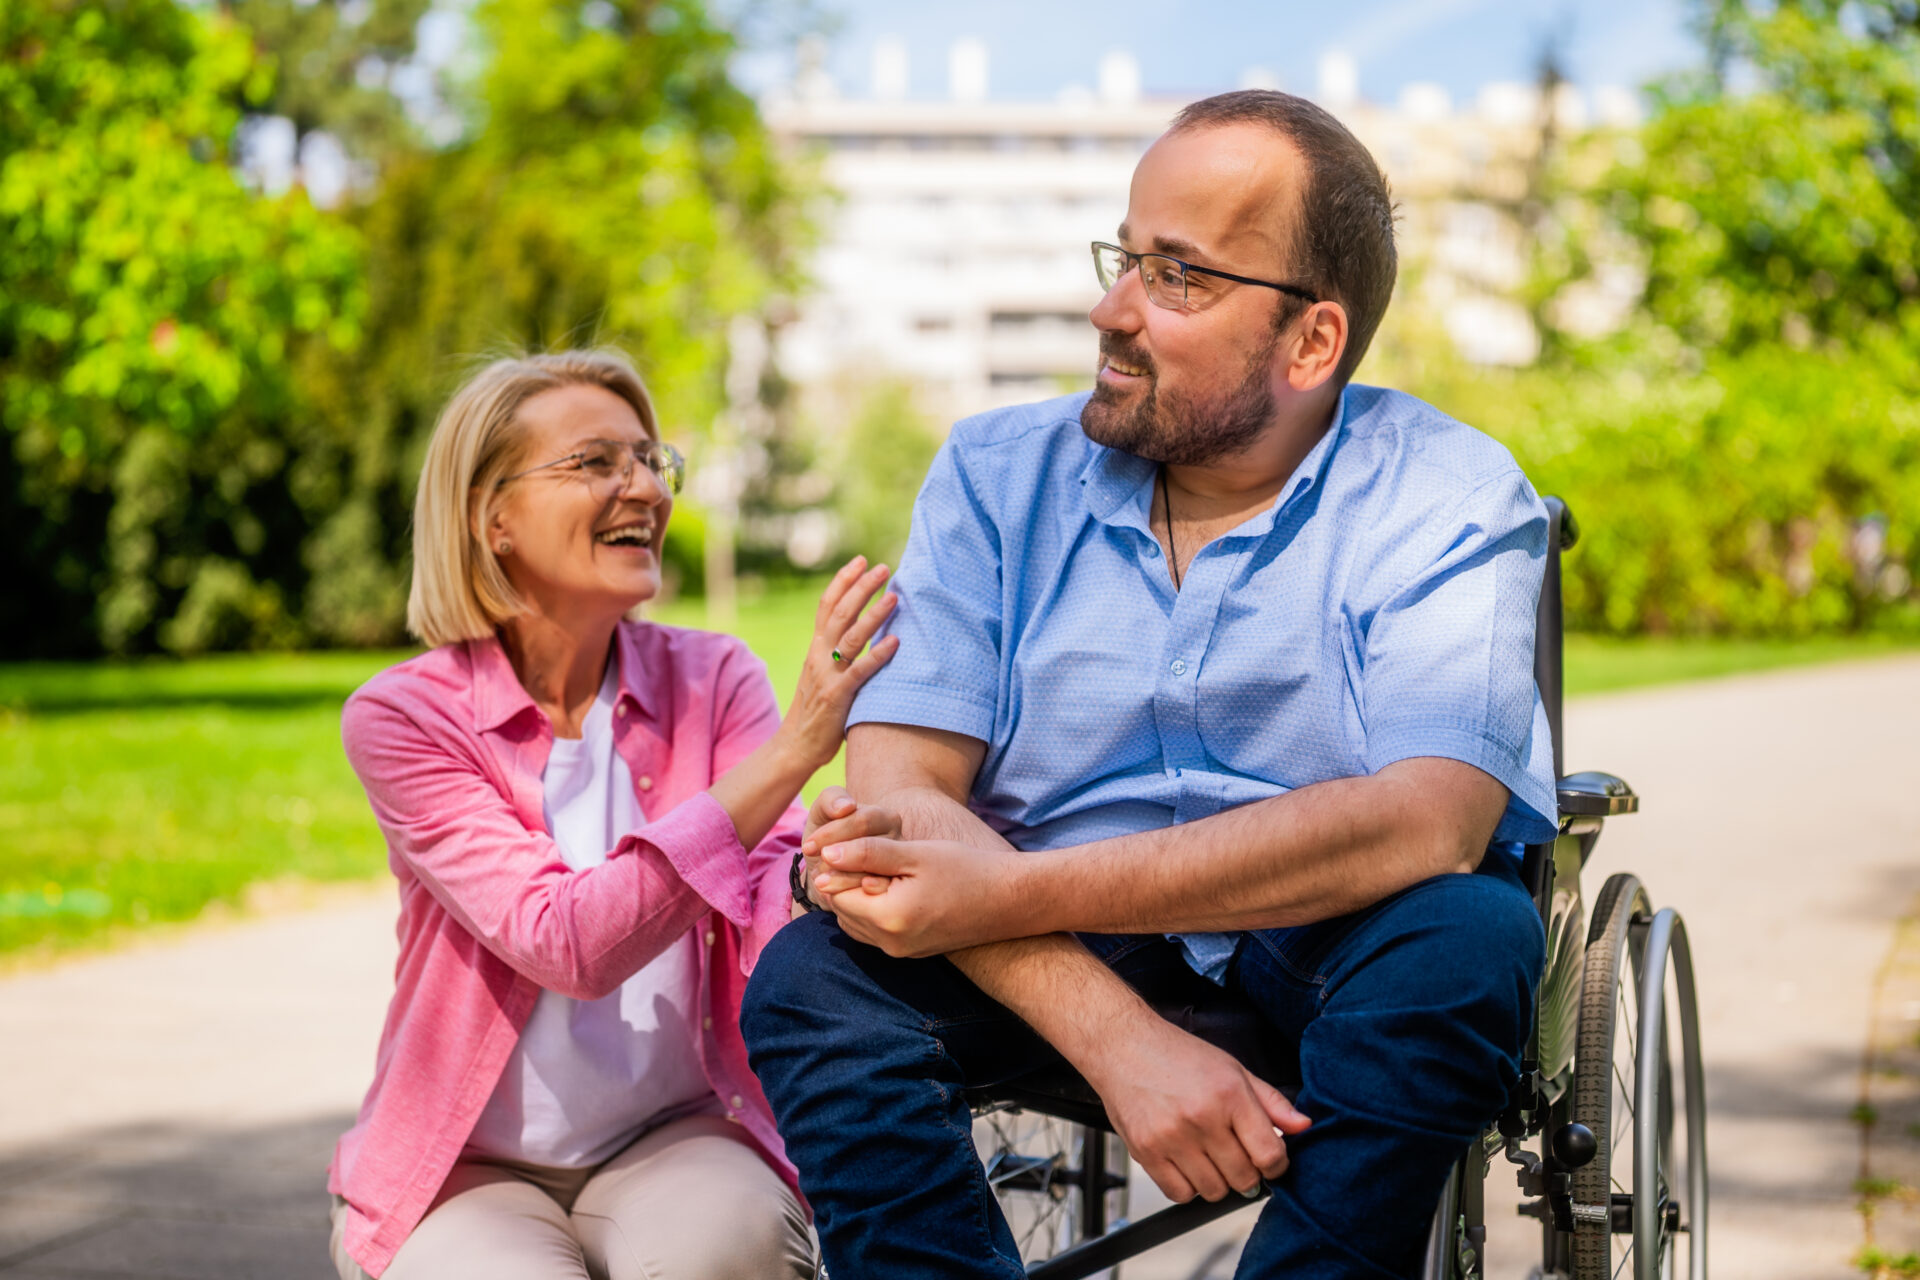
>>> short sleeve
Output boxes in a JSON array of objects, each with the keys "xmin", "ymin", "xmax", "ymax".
[
  {"xmin": 847, "ymin": 437, "xmax": 1002, "ymax": 744},
  {"xmin": 1361, "ymin": 470, "xmax": 1559, "ymax": 844}
]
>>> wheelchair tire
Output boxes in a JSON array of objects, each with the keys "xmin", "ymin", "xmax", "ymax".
[
  {"xmin": 975, "ymin": 1110, "xmax": 1130, "ymax": 1276},
  {"xmin": 1571, "ymin": 875, "xmax": 1707, "ymax": 1280}
]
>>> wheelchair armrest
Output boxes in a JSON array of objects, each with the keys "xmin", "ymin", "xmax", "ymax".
[{"xmin": 1557, "ymin": 770, "xmax": 1638, "ymax": 817}]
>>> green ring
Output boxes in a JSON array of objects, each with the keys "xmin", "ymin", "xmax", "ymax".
[{"xmin": 831, "ymin": 648, "xmax": 845, "ymax": 664}]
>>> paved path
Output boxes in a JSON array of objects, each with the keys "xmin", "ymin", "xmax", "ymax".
[{"xmin": 4, "ymin": 656, "xmax": 1918, "ymax": 1278}]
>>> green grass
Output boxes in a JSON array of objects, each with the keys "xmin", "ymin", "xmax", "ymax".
[
  {"xmin": 3, "ymin": 592, "xmax": 1915, "ymax": 959},
  {"xmin": 0, "ymin": 583, "xmax": 833, "ymax": 960},
  {"xmin": 1563, "ymin": 633, "xmax": 1920, "ymax": 695}
]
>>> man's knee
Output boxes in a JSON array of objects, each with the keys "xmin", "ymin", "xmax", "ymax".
[
  {"xmin": 1321, "ymin": 869, "xmax": 1544, "ymax": 1054},
  {"xmin": 1396, "ymin": 869, "xmax": 1543, "ymax": 1060},
  {"xmin": 742, "ymin": 911, "xmax": 839, "ymax": 1037},
  {"xmin": 741, "ymin": 913, "xmax": 915, "ymax": 1067}
]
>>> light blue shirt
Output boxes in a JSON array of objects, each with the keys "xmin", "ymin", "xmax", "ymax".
[{"xmin": 848, "ymin": 386, "xmax": 1559, "ymax": 981}]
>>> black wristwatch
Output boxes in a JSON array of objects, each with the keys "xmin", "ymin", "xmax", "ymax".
[{"xmin": 790, "ymin": 850, "xmax": 824, "ymax": 913}]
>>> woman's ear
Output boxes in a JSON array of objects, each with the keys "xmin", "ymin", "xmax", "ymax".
[
  {"xmin": 1286, "ymin": 300, "xmax": 1349, "ymax": 393},
  {"xmin": 471, "ymin": 488, "xmax": 511, "ymax": 556}
]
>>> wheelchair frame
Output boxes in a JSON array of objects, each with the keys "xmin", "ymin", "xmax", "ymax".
[{"xmin": 966, "ymin": 497, "xmax": 1708, "ymax": 1280}]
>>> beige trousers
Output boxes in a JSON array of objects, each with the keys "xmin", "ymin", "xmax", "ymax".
[{"xmin": 330, "ymin": 1113, "xmax": 814, "ymax": 1280}]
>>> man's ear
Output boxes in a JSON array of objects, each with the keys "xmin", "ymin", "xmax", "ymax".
[{"xmin": 1286, "ymin": 300, "xmax": 1348, "ymax": 393}]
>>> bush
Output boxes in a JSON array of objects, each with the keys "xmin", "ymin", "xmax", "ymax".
[{"xmin": 1446, "ymin": 342, "xmax": 1920, "ymax": 637}]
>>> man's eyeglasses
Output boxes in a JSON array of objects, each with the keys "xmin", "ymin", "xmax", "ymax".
[
  {"xmin": 1091, "ymin": 241, "xmax": 1319, "ymax": 313},
  {"xmin": 498, "ymin": 439, "xmax": 686, "ymax": 497}
]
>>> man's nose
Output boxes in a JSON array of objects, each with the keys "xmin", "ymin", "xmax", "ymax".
[{"xmin": 1089, "ymin": 265, "xmax": 1148, "ymax": 334}]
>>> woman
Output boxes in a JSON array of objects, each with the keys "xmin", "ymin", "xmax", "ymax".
[{"xmin": 327, "ymin": 349, "xmax": 895, "ymax": 1279}]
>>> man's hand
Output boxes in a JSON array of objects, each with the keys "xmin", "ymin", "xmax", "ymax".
[
  {"xmin": 798, "ymin": 786, "xmax": 903, "ymax": 907},
  {"xmin": 1081, "ymin": 1015, "xmax": 1311, "ymax": 1204},
  {"xmin": 816, "ymin": 836, "xmax": 1026, "ymax": 957}
]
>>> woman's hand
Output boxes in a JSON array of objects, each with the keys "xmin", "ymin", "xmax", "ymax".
[
  {"xmin": 797, "ymin": 786, "xmax": 903, "ymax": 904},
  {"xmin": 778, "ymin": 557, "xmax": 900, "ymax": 771}
]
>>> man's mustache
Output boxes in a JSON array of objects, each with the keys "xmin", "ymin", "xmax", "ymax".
[{"xmin": 1098, "ymin": 337, "xmax": 1155, "ymax": 378}]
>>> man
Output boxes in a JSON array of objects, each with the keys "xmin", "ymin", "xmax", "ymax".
[{"xmin": 742, "ymin": 90, "xmax": 1556, "ymax": 1278}]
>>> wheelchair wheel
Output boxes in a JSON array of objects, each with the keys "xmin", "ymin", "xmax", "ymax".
[
  {"xmin": 1571, "ymin": 874, "xmax": 1707, "ymax": 1280},
  {"xmin": 975, "ymin": 1109, "xmax": 1130, "ymax": 1275}
]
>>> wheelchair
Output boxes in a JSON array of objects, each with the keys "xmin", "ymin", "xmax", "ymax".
[{"xmin": 966, "ymin": 498, "xmax": 1708, "ymax": 1280}]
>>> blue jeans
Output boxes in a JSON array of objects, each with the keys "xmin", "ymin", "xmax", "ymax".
[{"xmin": 741, "ymin": 857, "xmax": 1544, "ymax": 1279}]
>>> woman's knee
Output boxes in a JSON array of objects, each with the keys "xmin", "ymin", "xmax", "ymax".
[
  {"xmin": 381, "ymin": 1166, "xmax": 587, "ymax": 1280},
  {"xmin": 575, "ymin": 1121, "xmax": 813, "ymax": 1280}
]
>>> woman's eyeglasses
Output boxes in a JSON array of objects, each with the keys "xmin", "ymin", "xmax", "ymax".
[{"xmin": 498, "ymin": 439, "xmax": 685, "ymax": 497}]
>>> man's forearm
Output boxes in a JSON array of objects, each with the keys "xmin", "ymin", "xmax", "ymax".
[
  {"xmin": 872, "ymin": 783, "xmax": 1156, "ymax": 1069},
  {"xmin": 1006, "ymin": 760, "xmax": 1505, "ymax": 938}
]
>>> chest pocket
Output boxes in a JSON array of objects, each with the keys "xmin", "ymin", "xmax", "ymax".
[{"xmin": 1192, "ymin": 587, "xmax": 1365, "ymax": 788}]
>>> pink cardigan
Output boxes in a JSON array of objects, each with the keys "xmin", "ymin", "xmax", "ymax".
[{"xmin": 328, "ymin": 620, "xmax": 803, "ymax": 1277}]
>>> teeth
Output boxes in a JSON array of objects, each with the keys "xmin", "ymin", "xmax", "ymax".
[
  {"xmin": 1106, "ymin": 358, "xmax": 1148, "ymax": 377},
  {"xmin": 596, "ymin": 526, "xmax": 653, "ymax": 546}
]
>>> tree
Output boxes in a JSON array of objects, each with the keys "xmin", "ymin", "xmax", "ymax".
[
  {"xmin": 1623, "ymin": 0, "xmax": 1920, "ymax": 356},
  {"xmin": 1460, "ymin": 0, "xmax": 1920, "ymax": 637},
  {"xmin": 0, "ymin": 0, "xmax": 363, "ymax": 656},
  {"xmin": 223, "ymin": 0, "xmax": 431, "ymax": 169},
  {"xmin": 291, "ymin": 0, "xmax": 814, "ymax": 645}
]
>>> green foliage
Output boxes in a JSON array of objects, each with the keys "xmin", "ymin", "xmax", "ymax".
[
  {"xmin": 1463, "ymin": 0, "xmax": 1920, "ymax": 636},
  {"xmin": 224, "ymin": 0, "xmax": 431, "ymax": 162},
  {"xmin": 1857, "ymin": 1246, "xmax": 1920, "ymax": 1280},
  {"xmin": 1443, "ymin": 344, "xmax": 1920, "ymax": 637},
  {"xmin": 828, "ymin": 382, "xmax": 943, "ymax": 568},
  {"xmin": 0, "ymin": 0, "xmax": 364, "ymax": 656},
  {"xmin": 1627, "ymin": 0, "xmax": 1920, "ymax": 355},
  {"xmin": 290, "ymin": 0, "xmax": 813, "ymax": 645},
  {"xmin": 0, "ymin": 0, "xmax": 811, "ymax": 656}
]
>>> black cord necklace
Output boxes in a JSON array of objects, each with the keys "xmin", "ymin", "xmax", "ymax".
[{"xmin": 1161, "ymin": 465, "xmax": 1182, "ymax": 591}]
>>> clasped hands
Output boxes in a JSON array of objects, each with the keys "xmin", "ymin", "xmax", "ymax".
[{"xmin": 797, "ymin": 786, "xmax": 1021, "ymax": 958}]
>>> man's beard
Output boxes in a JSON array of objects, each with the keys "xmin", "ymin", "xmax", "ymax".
[{"xmin": 1080, "ymin": 330, "xmax": 1281, "ymax": 466}]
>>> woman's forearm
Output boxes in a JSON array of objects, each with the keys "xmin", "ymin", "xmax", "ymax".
[{"xmin": 707, "ymin": 726, "xmax": 817, "ymax": 853}]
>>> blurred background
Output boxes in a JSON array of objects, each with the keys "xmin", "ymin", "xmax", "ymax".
[
  {"xmin": 8, "ymin": 0, "xmax": 1918, "ymax": 949},
  {"xmin": 3, "ymin": 1, "xmax": 1919, "ymax": 1276}
]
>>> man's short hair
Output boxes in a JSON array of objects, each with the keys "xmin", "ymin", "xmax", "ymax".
[{"xmin": 1168, "ymin": 90, "xmax": 1397, "ymax": 384}]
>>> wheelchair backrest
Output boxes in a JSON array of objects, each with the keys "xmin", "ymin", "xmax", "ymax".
[{"xmin": 1533, "ymin": 496, "xmax": 1576, "ymax": 782}]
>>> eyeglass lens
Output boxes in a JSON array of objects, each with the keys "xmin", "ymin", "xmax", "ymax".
[
  {"xmin": 1093, "ymin": 244, "xmax": 1187, "ymax": 310},
  {"xmin": 581, "ymin": 441, "xmax": 684, "ymax": 496}
]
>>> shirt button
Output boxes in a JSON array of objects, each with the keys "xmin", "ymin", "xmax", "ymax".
[
  {"xmin": 704, "ymin": 930, "xmax": 717, "ymax": 946},
  {"xmin": 637, "ymin": 775, "xmax": 653, "ymax": 791},
  {"xmin": 1170, "ymin": 659, "xmax": 1187, "ymax": 676},
  {"xmin": 615, "ymin": 702, "xmax": 628, "ymax": 718},
  {"xmin": 702, "ymin": 1016, "xmax": 713, "ymax": 1030},
  {"xmin": 730, "ymin": 1094, "xmax": 744, "ymax": 1109}
]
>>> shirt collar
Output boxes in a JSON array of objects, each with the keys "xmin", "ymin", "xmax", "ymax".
[
  {"xmin": 1078, "ymin": 385, "xmax": 1351, "ymax": 538},
  {"xmin": 467, "ymin": 620, "xmax": 658, "ymax": 735}
]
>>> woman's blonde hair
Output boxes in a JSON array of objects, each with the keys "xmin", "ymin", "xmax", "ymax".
[{"xmin": 406, "ymin": 349, "xmax": 660, "ymax": 648}]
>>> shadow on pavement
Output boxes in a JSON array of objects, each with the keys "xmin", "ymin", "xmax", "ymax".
[{"xmin": 0, "ymin": 1113, "xmax": 348, "ymax": 1279}]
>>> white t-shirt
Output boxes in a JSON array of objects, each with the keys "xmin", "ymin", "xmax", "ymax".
[{"xmin": 465, "ymin": 665, "xmax": 714, "ymax": 1168}]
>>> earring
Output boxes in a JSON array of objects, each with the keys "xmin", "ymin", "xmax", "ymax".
[{"xmin": 496, "ymin": 539, "xmax": 512, "ymax": 555}]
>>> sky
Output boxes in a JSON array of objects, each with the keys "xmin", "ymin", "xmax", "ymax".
[{"xmin": 730, "ymin": 0, "xmax": 1705, "ymax": 107}]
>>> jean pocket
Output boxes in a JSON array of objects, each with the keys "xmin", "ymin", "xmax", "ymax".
[
  {"xmin": 1243, "ymin": 925, "xmax": 1336, "ymax": 988},
  {"xmin": 1074, "ymin": 932, "xmax": 1159, "ymax": 967}
]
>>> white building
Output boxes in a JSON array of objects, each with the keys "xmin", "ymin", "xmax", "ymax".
[{"xmin": 765, "ymin": 43, "xmax": 1640, "ymax": 424}]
